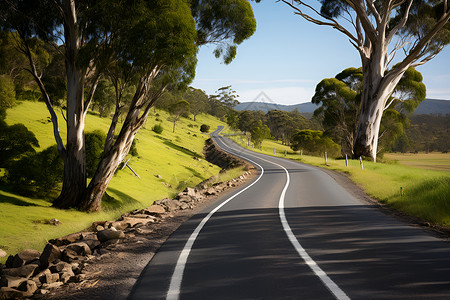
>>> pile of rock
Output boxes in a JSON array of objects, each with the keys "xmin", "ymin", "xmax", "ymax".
[{"xmin": 0, "ymin": 170, "xmax": 254, "ymax": 299}]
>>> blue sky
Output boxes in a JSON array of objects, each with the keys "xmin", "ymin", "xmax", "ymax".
[{"xmin": 191, "ymin": 1, "xmax": 450, "ymax": 105}]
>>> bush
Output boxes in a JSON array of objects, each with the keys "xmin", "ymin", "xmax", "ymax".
[
  {"xmin": 290, "ymin": 129, "xmax": 341, "ymax": 157},
  {"xmin": 85, "ymin": 130, "xmax": 106, "ymax": 177},
  {"xmin": 7, "ymin": 145, "xmax": 63, "ymax": 198},
  {"xmin": 0, "ymin": 119, "xmax": 39, "ymax": 167},
  {"xmin": 152, "ymin": 124, "xmax": 164, "ymax": 134},
  {"xmin": 200, "ymin": 124, "xmax": 210, "ymax": 133}
]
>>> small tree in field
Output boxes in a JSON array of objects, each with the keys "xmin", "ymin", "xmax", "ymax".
[
  {"xmin": 200, "ymin": 124, "xmax": 210, "ymax": 133},
  {"xmin": 169, "ymin": 100, "xmax": 191, "ymax": 133}
]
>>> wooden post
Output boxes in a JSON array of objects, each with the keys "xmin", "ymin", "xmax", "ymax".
[{"xmin": 345, "ymin": 154, "xmax": 348, "ymax": 167}]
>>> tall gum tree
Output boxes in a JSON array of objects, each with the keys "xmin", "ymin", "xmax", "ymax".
[
  {"xmin": 2, "ymin": 0, "xmax": 257, "ymax": 211},
  {"xmin": 281, "ymin": 0, "xmax": 450, "ymax": 161}
]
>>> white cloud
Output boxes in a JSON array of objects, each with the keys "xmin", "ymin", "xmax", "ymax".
[{"xmin": 238, "ymin": 86, "xmax": 314, "ymax": 105}]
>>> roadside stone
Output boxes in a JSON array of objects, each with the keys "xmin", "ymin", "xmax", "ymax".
[
  {"xmin": 17, "ymin": 279, "xmax": 37, "ymax": 295},
  {"xmin": 40, "ymin": 244, "xmax": 61, "ymax": 268},
  {"xmin": 69, "ymin": 274, "xmax": 86, "ymax": 283},
  {"xmin": 0, "ymin": 276, "xmax": 27, "ymax": 288},
  {"xmin": 33, "ymin": 268, "xmax": 51, "ymax": 284},
  {"xmin": 50, "ymin": 233, "xmax": 82, "ymax": 247},
  {"xmin": 179, "ymin": 202, "xmax": 190, "ymax": 210},
  {"xmin": 5, "ymin": 256, "xmax": 14, "ymax": 268},
  {"xmin": 2, "ymin": 264, "xmax": 38, "ymax": 279},
  {"xmin": 161, "ymin": 199, "xmax": 181, "ymax": 211},
  {"xmin": 205, "ymin": 188, "xmax": 217, "ymax": 195},
  {"xmin": 82, "ymin": 239, "xmax": 101, "ymax": 252},
  {"xmin": 43, "ymin": 273, "xmax": 60, "ymax": 284},
  {"xmin": 122, "ymin": 217, "xmax": 154, "ymax": 228},
  {"xmin": 0, "ymin": 250, "xmax": 6, "ymax": 259},
  {"xmin": 95, "ymin": 225, "xmax": 105, "ymax": 232},
  {"xmin": 61, "ymin": 248, "xmax": 81, "ymax": 263},
  {"xmin": 0, "ymin": 287, "xmax": 25, "ymax": 299},
  {"xmin": 66, "ymin": 242, "xmax": 92, "ymax": 256},
  {"xmin": 185, "ymin": 187, "xmax": 197, "ymax": 198},
  {"xmin": 110, "ymin": 221, "xmax": 128, "ymax": 231},
  {"xmin": 49, "ymin": 261, "xmax": 71, "ymax": 273},
  {"xmin": 11, "ymin": 249, "xmax": 41, "ymax": 268},
  {"xmin": 96, "ymin": 228, "xmax": 125, "ymax": 243},
  {"xmin": 35, "ymin": 288, "xmax": 50, "ymax": 295},
  {"xmin": 144, "ymin": 205, "xmax": 165, "ymax": 215},
  {"xmin": 41, "ymin": 281, "xmax": 63, "ymax": 290}
]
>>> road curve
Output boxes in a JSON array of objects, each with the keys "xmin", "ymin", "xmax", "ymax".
[{"xmin": 129, "ymin": 126, "xmax": 450, "ymax": 300}]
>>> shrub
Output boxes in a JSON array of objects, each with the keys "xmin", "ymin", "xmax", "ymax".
[
  {"xmin": 200, "ymin": 124, "xmax": 210, "ymax": 133},
  {"xmin": 7, "ymin": 145, "xmax": 63, "ymax": 198},
  {"xmin": 85, "ymin": 130, "xmax": 106, "ymax": 177},
  {"xmin": 152, "ymin": 124, "xmax": 164, "ymax": 134},
  {"xmin": 0, "ymin": 75, "xmax": 16, "ymax": 109},
  {"xmin": 290, "ymin": 129, "xmax": 341, "ymax": 157}
]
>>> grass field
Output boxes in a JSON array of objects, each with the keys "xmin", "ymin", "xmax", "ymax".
[
  {"xmin": 0, "ymin": 101, "xmax": 228, "ymax": 262},
  {"xmin": 384, "ymin": 152, "xmax": 450, "ymax": 172},
  {"xmin": 227, "ymin": 132, "xmax": 450, "ymax": 228}
]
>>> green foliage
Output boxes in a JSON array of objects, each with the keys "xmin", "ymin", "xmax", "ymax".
[
  {"xmin": 0, "ymin": 118, "xmax": 39, "ymax": 167},
  {"xmin": 6, "ymin": 145, "xmax": 63, "ymax": 198},
  {"xmin": 92, "ymin": 79, "xmax": 115, "ymax": 118},
  {"xmin": 290, "ymin": 129, "xmax": 341, "ymax": 157},
  {"xmin": 266, "ymin": 110, "xmax": 310, "ymax": 145},
  {"xmin": 152, "ymin": 124, "xmax": 164, "ymax": 134},
  {"xmin": 0, "ymin": 75, "xmax": 16, "ymax": 109},
  {"xmin": 192, "ymin": 0, "xmax": 257, "ymax": 64},
  {"xmin": 250, "ymin": 121, "xmax": 271, "ymax": 147},
  {"xmin": 85, "ymin": 130, "xmax": 106, "ymax": 178},
  {"xmin": 130, "ymin": 139, "xmax": 139, "ymax": 157},
  {"xmin": 214, "ymin": 86, "xmax": 240, "ymax": 108},
  {"xmin": 200, "ymin": 124, "xmax": 210, "ymax": 133}
]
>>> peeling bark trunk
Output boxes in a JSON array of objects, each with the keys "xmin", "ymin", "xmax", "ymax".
[
  {"xmin": 53, "ymin": 0, "xmax": 87, "ymax": 208},
  {"xmin": 80, "ymin": 120, "xmax": 137, "ymax": 212}
]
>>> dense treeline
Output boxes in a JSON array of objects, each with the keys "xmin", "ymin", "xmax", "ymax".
[{"xmin": 392, "ymin": 114, "xmax": 449, "ymax": 153}]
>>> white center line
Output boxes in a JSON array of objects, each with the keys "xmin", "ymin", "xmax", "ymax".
[{"xmin": 166, "ymin": 134, "xmax": 350, "ymax": 300}]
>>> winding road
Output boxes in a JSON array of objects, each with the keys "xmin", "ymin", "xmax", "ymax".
[{"xmin": 129, "ymin": 126, "xmax": 450, "ymax": 299}]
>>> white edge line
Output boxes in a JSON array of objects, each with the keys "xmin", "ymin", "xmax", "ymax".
[
  {"xmin": 167, "ymin": 133, "xmax": 350, "ymax": 300},
  {"xmin": 166, "ymin": 136, "xmax": 265, "ymax": 300},
  {"xmin": 220, "ymin": 136, "xmax": 350, "ymax": 300}
]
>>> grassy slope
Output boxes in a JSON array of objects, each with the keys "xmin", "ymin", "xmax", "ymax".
[
  {"xmin": 0, "ymin": 101, "xmax": 225, "ymax": 262},
  {"xmin": 228, "ymin": 133, "xmax": 450, "ymax": 228}
]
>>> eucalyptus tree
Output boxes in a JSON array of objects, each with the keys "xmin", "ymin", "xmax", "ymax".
[
  {"xmin": 312, "ymin": 67, "xmax": 426, "ymax": 156},
  {"xmin": 281, "ymin": 0, "xmax": 449, "ymax": 161}
]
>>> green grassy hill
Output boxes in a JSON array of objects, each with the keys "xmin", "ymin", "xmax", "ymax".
[{"xmin": 0, "ymin": 101, "xmax": 226, "ymax": 262}]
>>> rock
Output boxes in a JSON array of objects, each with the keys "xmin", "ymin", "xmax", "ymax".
[
  {"xmin": 0, "ymin": 250, "xmax": 6, "ymax": 259},
  {"xmin": 110, "ymin": 221, "xmax": 128, "ymax": 231},
  {"xmin": 17, "ymin": 279, "xmax": 37, "ymax": 295},
  {"xmin": 81, "ymin": 239, "xmax": 101, "ymax": 252},
  {"xmin": 11, "ymin": 249, "xmax": 41, "ymax": 268},
  {"xmin": 49, "ymin": 218, "xmax": 61, "ymax": 226},
  {"xmin": 66, "ymin": 242, "xmax": 92, "ymax": 256},
  {"xmin": 95, "ymin": 225, "xmax": 105, "ymax": 232},
  {"xmin": 122, "ymin": 217, "xmax": 155, "ymax": 228},
  {"xmin": 33, "ymin": 268, "xmax": 51, "ymax": 284},
  {"xmin": 96, "ymin": 228, "xmax": 125, "ymax": 243},
  {"xmin": 59, "ymin": 271, "xmax": 72, "ymax": 283},
  {"xmin": 2, "ymin": 264, "xmax": 38, "ymax": 279},
  {"xmin": 49, "ymin": 261, "xmax": 71, "ymax": 273},
  {"xmin": 69, "ymin": 274, "xmax": 86, "ymax": 283},
  {"xmin": 35, "ymin": 289, "xmax": 50, "ymax": 295},
  {"xmin": 161, "ymin": 199, "xmax": 181, "ymax": 211},
  {"xmin": 61, "ymin": 248, "xmax": 80, "ymax": 263},
  {"xmin": 5, "ymin": 256, "xmax": 14, "ymax": 268},
  {"xmin": 185, "ymin": 187, "xmax": 197, "ymax": 198},
  {"xmin": 179, "ymin": 202, "xmax": 190, "ymax": 210},
  {"xmin": 39, "ymin": 243, "xmax": 61, "ymax": 268},
  {"xmin": 0, "ymin": 287, "xmax": 25, "ymax": 299},
  {"xmin": 155, "ymin": 175, "xmax": 162, "ymax": 178},
  {"xmin": 43, "ymin": 273, "xmax": 60, "ymax": 284},
  {"xmin": 41, "ymin": 281, "xmax": 63, "ymax": 290},
  {"xmin": 0, "ymin": 276, "xmax": 27, "ymax": 288},
  {"xmin": 205, "ymin": 188, "xmax": 217, "ymax": 196},
  {"xmin": 145, "ymin": 205, "xmax": 165, "ymax": 215},
  {"xmin": 50, "ymin": 233, "xmax": 81, "ymax": 247}
]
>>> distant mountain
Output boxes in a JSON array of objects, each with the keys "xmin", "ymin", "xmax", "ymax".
[
  {"xmin": 235, "ymin": 98, "xmax": 450, "ymax": 115},
  {"xmin": 412, "ymin": 99, "xmax": 450, "ymax": 115},
  {"xmin": 235, "ymin": 101, "xmax": 319, "ymax": 114}
]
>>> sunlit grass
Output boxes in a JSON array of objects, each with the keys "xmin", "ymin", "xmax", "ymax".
[
  {"xmin": 228, "ymin": 134, "xmax": 450, "ymax": 228},
  {"xmin": 1, "ymin": 101, "xmax": 228, "ymax": 262}
]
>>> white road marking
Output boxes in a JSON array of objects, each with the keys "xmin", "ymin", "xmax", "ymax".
[{"xmin": 167, "ymin": 133, "xmax": 349, "ymax": 300}]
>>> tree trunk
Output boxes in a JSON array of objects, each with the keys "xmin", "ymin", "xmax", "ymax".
[
  {"xmin": 80, "ymin": 126, "xmax": 136, "ymax": 212},
  {"xmin": 353, "ymin": 57, "xmax": 407, "ymax": 162},
  {"xmin": 53, "ymin": 0, "xmax": 87, "ymax": 208}
]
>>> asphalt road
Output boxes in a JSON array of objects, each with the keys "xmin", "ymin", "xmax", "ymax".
[{"xmin": 129, "ymin": 126, "xmax": 450, "ymax": 300}]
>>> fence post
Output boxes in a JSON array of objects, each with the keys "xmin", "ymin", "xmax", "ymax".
[
  {"xmin": 360, "ymin": 156, "xmax": 364, "ymax": 170},
  {"xmin": 301, "ymin": 149, "xmax": 303, "ymax": 157},
  {"xmin": 324, "ymin": 152, "xmax": 327, "ymax": 164},
  {"xmin": 274, "ymin": 148, "xmax": 276, "ymax": 155},
  {"xmin": 284, "ymin": 150, "xmax": 287, "ymax": 156},
  {"xmin": 345, "ymin": 154, "xmax": 348, "ymax": 167}
]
